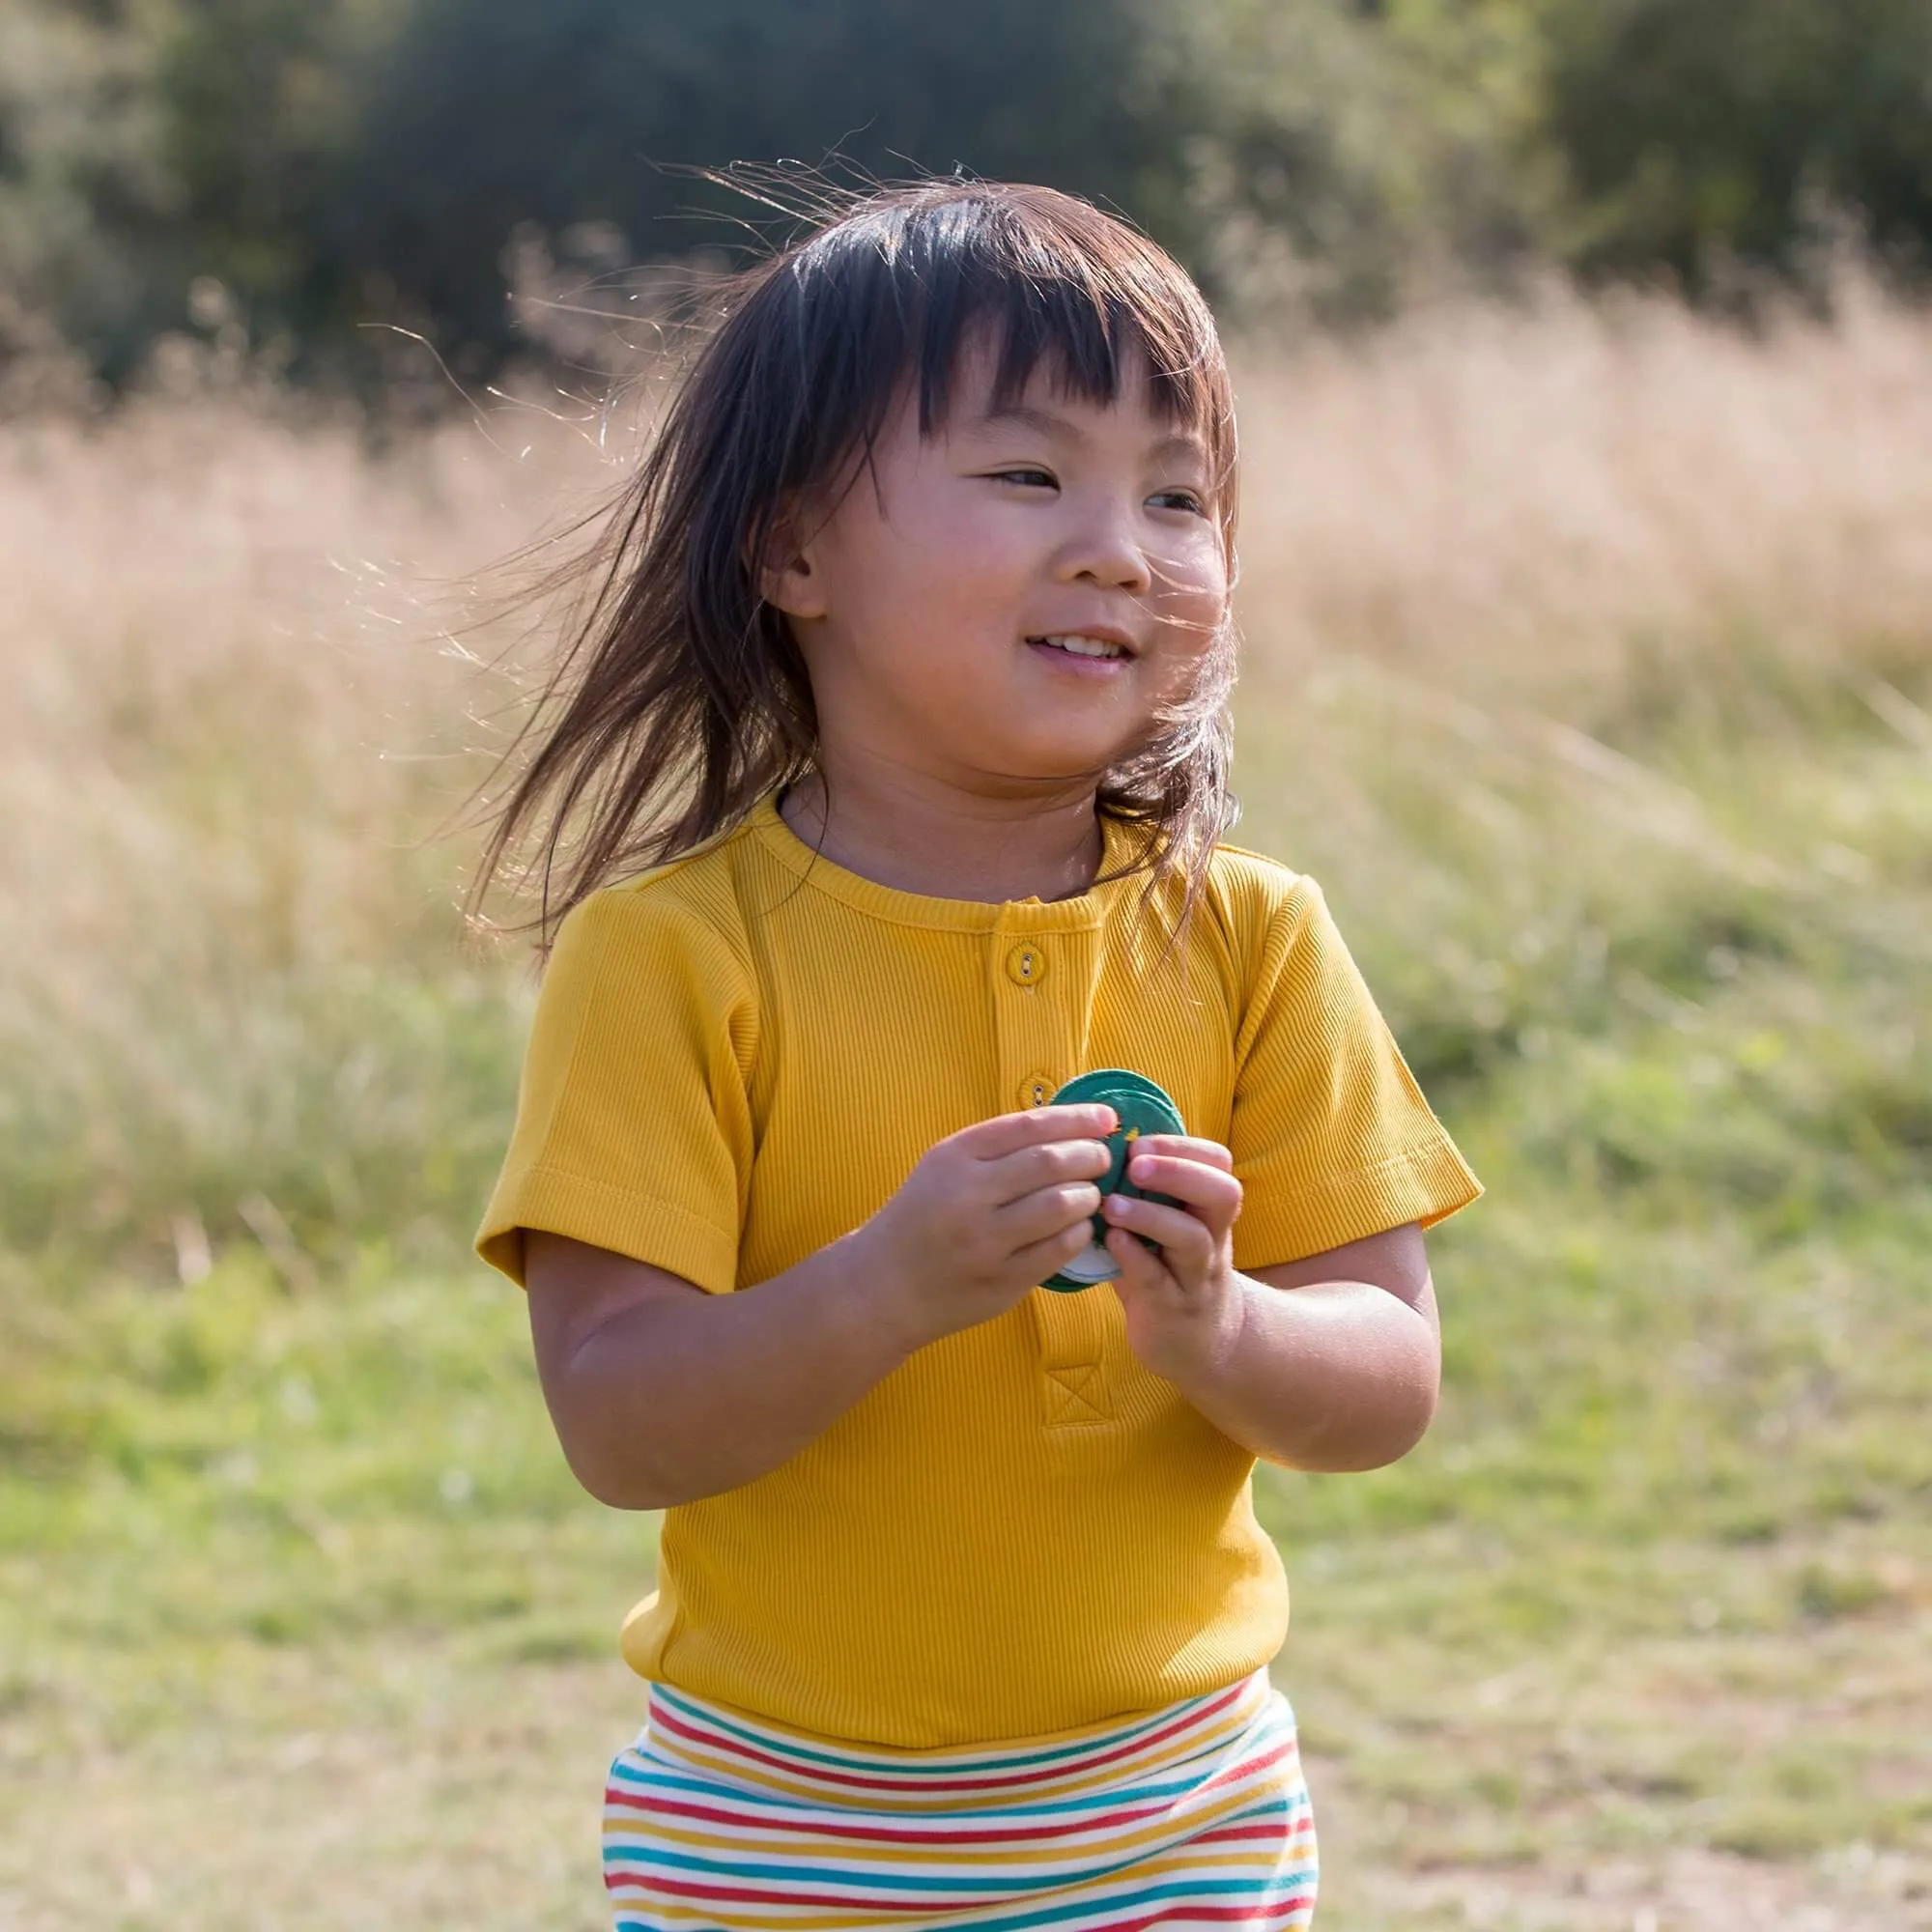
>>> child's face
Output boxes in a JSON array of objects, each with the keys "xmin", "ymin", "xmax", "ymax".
[{"xmin": 768, "ymin": 339, "xmax": 1231, "ymax": 801}]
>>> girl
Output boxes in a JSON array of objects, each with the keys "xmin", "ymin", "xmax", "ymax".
[{"xmin": 474, "ymin": 180, "xmax": 1480, "ymax": 1929}]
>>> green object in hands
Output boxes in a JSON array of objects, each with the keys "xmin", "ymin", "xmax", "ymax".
[{"xmin": 1042, "ymin": 1068, "xmax": 1186, "ymax": 1292}]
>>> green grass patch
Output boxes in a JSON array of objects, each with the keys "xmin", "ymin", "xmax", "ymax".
[{"xmin": 6, "ymin": 645, "xmax": 1932, "ymax": 1925}]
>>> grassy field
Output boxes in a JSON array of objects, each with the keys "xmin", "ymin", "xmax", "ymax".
[{"xmin": 3, "ymin": 285, "xmax": 1930, "ymax": 1929}]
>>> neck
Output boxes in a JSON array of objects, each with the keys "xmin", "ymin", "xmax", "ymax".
[{"xmin": 780, "ymin": 762, "xmax": 1105, "ymax": 904}]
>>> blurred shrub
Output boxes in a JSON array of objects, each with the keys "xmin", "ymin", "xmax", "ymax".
[
  {"xmin": 152, "ymin": 0, "xmax": 384, "ymax": 354},
  {"xmin": 301, "ymin": 0, "xmax": 1492, "ymax": 363},
  {"xmin": 8, "ymin": 0, "xmax": 1932, "ymax": 393},
  {"xmin": 0, "ymin": 0, "xmax": 400, "ymax": 390},
  {"xmin": 0, "ymin": 0, "xmax": 176, "ymax": 392},
  {"xmin": 1537, "ymin": 0, "xmax": 1932, "ymax": 291},
  {"xmin": 338, "ymin": 0, "xmax": 1205, "ymax": 360},
  {"xmin": 2, "ymin": 0, "xmax": 1483, "ymax": 386}
]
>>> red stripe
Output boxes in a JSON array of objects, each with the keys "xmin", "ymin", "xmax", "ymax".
[
  {"xmin": 1124, "ymin": 1897, "xmax": 1318, "ymax": 1927},
  {"xmin": 606, "ymin": 1737, "xmax": 1296, "ymax": 1851},
  {"xmin": 1187, "ymin": 1822, "xmax": 1304, "ymax": 1850},
  {"xmin": 1073, "ymin": 1902, "xmax": 1317, "ymax": 1931},
  {"xmin": 645, "ymin": 1681, "xmax": 1251, "ymax": 1799},
  {"xmin": 610, "ymin": 1871, "xmax": 1317, "ymax": 1925},
  {"xmin": 646, "ymin": 1686, "xmax": 1246, "ymax": 1797},
  {"xmin": 610, "ymin": 1870, "xmax": 981, "ymax": 1910}
]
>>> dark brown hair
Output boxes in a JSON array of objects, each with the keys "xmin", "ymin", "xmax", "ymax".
[{"xmin": 470, "ymin": 178, "xmax": 1240, "ymax": 948}]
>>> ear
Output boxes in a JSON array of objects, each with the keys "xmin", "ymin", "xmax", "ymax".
[{"xmin": 753, "ymin": 506, "xmax": 829, "ymax": 622}]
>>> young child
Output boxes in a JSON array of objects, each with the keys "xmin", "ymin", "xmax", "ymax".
[{"xmin": 474, "ymin": 180, "xmax": 1480, "ymax": 1930}]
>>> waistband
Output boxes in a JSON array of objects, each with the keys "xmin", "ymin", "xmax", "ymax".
[{"xmin": 639, "ymin": 1670, "xmax": 1279, "ymax": 1816}]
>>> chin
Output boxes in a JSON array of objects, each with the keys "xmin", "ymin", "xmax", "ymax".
[
  {"xmin": 979, "ymin": 727, "xmax": 1136, "ymax": 781},
  {"xmin": 937, "ymin": 703, "xmax": 1156, "ymax": 789}
]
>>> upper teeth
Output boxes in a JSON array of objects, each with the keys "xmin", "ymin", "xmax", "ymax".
[{"xmin": 1039, "ymin": 635, "xmax": 1124, "ymax": 659}]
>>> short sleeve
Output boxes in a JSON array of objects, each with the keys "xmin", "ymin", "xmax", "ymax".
[
  {"xmin": 1227, "ymin": 876, "xmax": 1481, "ymax": 1271},
  {"xmin": 474, "ymin": 887, "xmax": 755, "ymax": 1293}
]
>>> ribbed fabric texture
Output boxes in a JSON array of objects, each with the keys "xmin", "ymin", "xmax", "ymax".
[
  {"xmin": 476, "ymin": 794, "xmax": 1482, "ymax": 1747},
  {"xmin": 603, "ymin": 1669, "xmax": 1317, "ymax": 1929}
]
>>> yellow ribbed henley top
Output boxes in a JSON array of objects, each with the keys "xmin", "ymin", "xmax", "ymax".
[{"xmin": 477, "ymin": 794, "xmax": 1481, "ymax": 1747}]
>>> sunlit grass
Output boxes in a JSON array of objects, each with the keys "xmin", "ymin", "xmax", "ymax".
[{"xmin": 3, "ymin": 286, "xmax": 1930, "ymax": 1926}]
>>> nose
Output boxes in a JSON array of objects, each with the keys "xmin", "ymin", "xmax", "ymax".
[{"xmin": 1054, "ymin": 497, "xmax": 1151, "ymax": 597}]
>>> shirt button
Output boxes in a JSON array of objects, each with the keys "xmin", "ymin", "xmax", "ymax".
[
  {"xmin": 1019, "ymin": 1072, "xmax": 1057, "ymax": 1109},
  {"xmin": 1007, "ymin": 942, "xmax": 1046, "ymax": 988}
]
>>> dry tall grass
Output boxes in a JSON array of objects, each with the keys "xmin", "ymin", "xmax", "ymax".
[
  {"xmin": 0, "ymin": 399, "xmax": 600, "ymax": 1269},
  {"xmin": 3, "ymin": 278, "xmax": 1930, "ymax": 1277},
  {"xmin": 1236, "ymin": 275, "xmax": 1932, "ymax": 704}
]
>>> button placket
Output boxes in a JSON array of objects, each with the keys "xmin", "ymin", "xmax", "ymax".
[
  {"xmin": 999, "ymin": 928, "xmax": 1060, "ymax": 1110},
  {"xmin": 988, "ymin": 916, "xmax": 1115, "ymax": 1425}
]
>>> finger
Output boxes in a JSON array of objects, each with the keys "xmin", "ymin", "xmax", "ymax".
[
  {"xmin": 1104, "ymin": 1222, "xmax": 1173, "ymax": 1297},
  {"xmin": 964, "ymin": 1104, "xmax": 1118, "ymax": 1159},
  {"xmin": 1012, "ymin": 1216, "xmax": 1101, "ymax": 1286},
  {"xmin": 1122, "ymin": 1154, "xmax": 1243, "ymax": 1228},
  {"xmin": 1128, "ymin": 1135, "xmax": 1234, "ymax": 1172},
  {"xmin": 980, "ymin": 1136, "xmax": 1114, "ymax": 1204},
  {"xmin": 991, "ymin": 1180, "xmax": 1104, "ymax": 1251},
  {"xmin": 1102, "ymin": 1192, "xmax": 1218, "ymax": 1268}
]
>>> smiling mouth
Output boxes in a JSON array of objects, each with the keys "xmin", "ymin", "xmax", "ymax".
[{"xmin": 1027, "ymin": 633, "xmax": 1131, "ymax": 661}]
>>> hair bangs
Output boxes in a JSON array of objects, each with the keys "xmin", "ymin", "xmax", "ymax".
[{"xmin": 848, "ymin": 187, "xmax": 1235, "ymax": 508}]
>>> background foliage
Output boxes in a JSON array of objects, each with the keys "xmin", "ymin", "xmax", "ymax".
[{"xmin": 4, "ymin": 0, "xmax": 1932, "ymax": 393}]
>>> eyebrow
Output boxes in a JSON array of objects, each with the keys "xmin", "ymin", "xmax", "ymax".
[{"xmin": 969, "ymin": 405, "xmax": 1208, "ymax": 465}]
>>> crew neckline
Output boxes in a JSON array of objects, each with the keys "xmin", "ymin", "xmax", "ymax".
[{"xmin": 748, "ymin": 792, "xmax": 1146, "ymax": 932}]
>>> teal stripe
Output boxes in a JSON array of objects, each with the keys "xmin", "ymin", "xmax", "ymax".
[
  {"xmin": 608, "ymin": 1752, "xmax": 1281, "ymax": 1822},
  {"xmin": 609, "ymin": 1838, "xmax": 1305, "ymax": 1901},
  {"xmin": 609, "ymin": 1865, "xmax": 1318, "ymax": 1932},
  {"xmin": 649, "ymin": 1681, "xmax": 1227, "ymax": 1780},
  {"xmin": 932, "ymin": 1864, "xmax": 1319, "ymax": 1932}
]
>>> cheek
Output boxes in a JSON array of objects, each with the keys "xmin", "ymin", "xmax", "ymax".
[
  {"xmin": 1157, "ymin": 547, "xmax": 1231, "ymax": 653},
  {"xmin": 914, "ymin": 500, "xmax": 1037, "ymax": 597},
  {"xmin": 847, "ymin": 497, "xmax": 1023, "ymax": 633}
]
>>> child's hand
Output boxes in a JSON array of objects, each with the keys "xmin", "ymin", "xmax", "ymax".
[
  {"xmin": 854, "ymin": 1104, "xmax": 1120, "ymax": 1351},
  {"xmin": 1101, "ymin": 1136, "xmax": 1246, "ymax": 1383}
]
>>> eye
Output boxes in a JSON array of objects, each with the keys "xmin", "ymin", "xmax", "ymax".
[
  {"xmin": 1149, "ymin": 488, "xmax": 1208, "ymax": 515},
  {"xmin": 986, "ymin": 467, "xmax": 1058, "ymax": 490}
]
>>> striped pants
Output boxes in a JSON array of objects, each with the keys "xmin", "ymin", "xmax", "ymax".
[{"xmin": 604, "ymin": 1670, "xmax": 1318, "ymax": 1929}]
